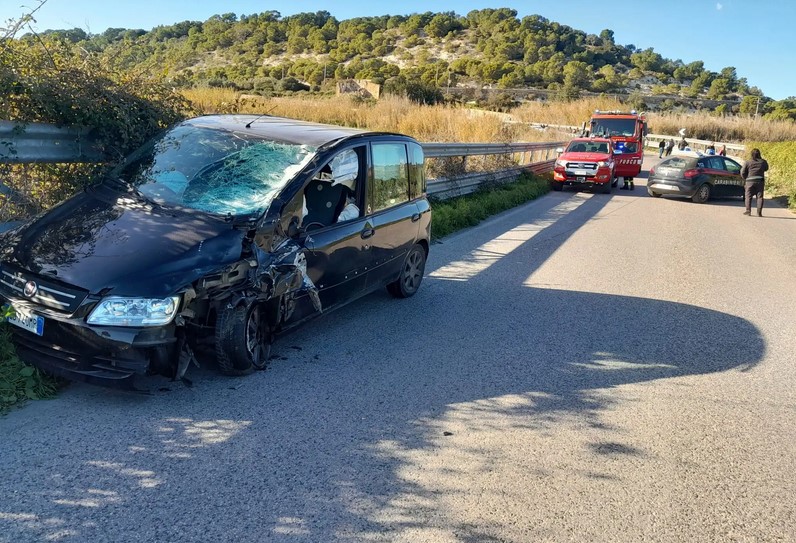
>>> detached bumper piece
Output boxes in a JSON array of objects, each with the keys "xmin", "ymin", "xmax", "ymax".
[{"xmin": 12, "ymin": 331, "xmax": 148, "ymax": 390}]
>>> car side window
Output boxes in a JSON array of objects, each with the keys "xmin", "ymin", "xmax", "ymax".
[
  {"xmin": 371, "ymin": 143, "xmax": 409, "ymax": 212},
  {"xmin": 302, "ymin": 146, "xmax": 365, "ymax": 229},
  {"xmin": 708, "ymin": 157, "xmax": 725, "ymax": 170},
  {"xmin": 408, "ymin": 143, "xmax": 425, "ymax": 199},
  {"xmin": 723, "ymin": 158, "xmax": 742, "ymax": 174},
  {"xmin": 698, "ymin": 157, "xmax": 724, "ymax": 170}
]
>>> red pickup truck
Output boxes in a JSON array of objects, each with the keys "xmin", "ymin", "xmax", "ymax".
[{"xmin": 552, "ymin": 137, "xmax": 616, "ymax": 194}]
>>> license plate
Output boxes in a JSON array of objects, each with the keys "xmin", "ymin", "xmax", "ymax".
[
  {"xmin": 572, "ymin": 170, "xmax": 590, "ymax": 176},
  {"xmin": 5, "ymin": 304, "xmax": 44, "ymax": 336}
]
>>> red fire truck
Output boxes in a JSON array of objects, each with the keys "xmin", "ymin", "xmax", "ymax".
[{"xmin": 588, "ymin": 110, "xmax": 647, "ymax": 184}]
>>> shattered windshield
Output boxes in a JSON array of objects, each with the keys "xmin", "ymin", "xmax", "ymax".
[{"xmin": 113, "ymin": 125, "xmax": 316, "ymax": 216}]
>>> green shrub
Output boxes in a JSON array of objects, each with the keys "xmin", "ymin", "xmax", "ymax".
[
  {"xmin": 0, "ymin": 326, "xmax": 58, "ymax": 414},
  {"xmin": 431, "ymin": 174, "xmax": 550, "ymax": 238}
]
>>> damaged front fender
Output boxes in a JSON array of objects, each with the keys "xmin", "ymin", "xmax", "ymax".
[{"xmin": 250, "ymin": 239, "xmax": 322, "ymax": 322}]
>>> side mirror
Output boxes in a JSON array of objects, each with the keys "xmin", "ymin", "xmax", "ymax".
[{"xmin": 556, "ymin": 147, "xmax": 564, "ymax": 155}]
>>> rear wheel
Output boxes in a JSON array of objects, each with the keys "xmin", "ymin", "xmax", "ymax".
[
  {"xmin": 215, "ymin": 302, "xmax": 271, "ymax": 375},
  {"xmin": 552, "ymin": 181, "xmax": 563, "ymax": 191},
  {"xmin": 387, "ymin": 244, "xmax": 426, "ymax": 299},
  {"xmin": 691, "ymin": 183, "xmax": 711, "ymax": 203}
]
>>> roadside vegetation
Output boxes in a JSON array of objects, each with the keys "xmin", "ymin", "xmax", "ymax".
[
  {"xmin": 745, "ymin": 142, "xmax": 796, "ymax": 210},
  {"xmin": 431, "ymin": 174, "xmax": 550, "ymax": 239},
  {"xmin": 0, "ymin": 326, "xmax": 58, "ymax": 414}
]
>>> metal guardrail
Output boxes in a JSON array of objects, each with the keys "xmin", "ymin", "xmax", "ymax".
[
  {"xmin": 427, "ymin": 161, "xmax": 556, "ymax": 199},
  {"xmin": 0, "ymin": 121, "xmax": 103, "ymax": 163},
  {"xmin": 644, "ymin": 133, "xmax": 745, "ymax": 156},
  {"xmin": 422, "ymin": 140, "xmax": 562, "ymax": 199}
]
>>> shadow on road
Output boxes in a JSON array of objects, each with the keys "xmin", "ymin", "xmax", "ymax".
[{"xmin": 0, "ymin": 190, "xmax": 766, "ymax": 542}]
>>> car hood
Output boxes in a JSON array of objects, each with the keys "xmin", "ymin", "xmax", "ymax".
[
  {"xmin": 0, "ymin": 188, "xmax": 247, "ymax": 297},
  {"xmin": 559, "ymin": 152, "xmax": 612, "ymax": 162}
]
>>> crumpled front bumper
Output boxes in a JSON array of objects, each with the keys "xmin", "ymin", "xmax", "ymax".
[{"xmin": 5, "ymin": 302, "xmax": 176, "ymax": 390}]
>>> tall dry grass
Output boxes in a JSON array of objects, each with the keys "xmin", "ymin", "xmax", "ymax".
[
  {"xmin": 647, "ymin": 113, "xmax": 796, "ymax": 143},
  {"xmin": 512, "ymin": 97, "xmax": 627, "ymax": 127},
  {"xmin": 512, "ymin": 96, "xmax": 796, "ymax": 143},
  {"xmin": 181, "ymin": 89, "xmax": 563, "ymax": 143}
]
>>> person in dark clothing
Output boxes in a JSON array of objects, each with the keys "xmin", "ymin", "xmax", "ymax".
[
  {"xmin": 678, "ymin": 137, "xmax": 688, "ymax": 150},
  {"xmin": 741, "ymin": 148, "xmax": 769, "ymax": 217},
  {"xmin": 666, "ymin": 138, "xmax": 675, "ymax": 156},
  {"xmin": 658, "ymin": 139, "xmax": 666, "ymax": 158}
]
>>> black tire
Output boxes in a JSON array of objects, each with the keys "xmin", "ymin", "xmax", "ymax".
[
  {"xmin": 552, "ymin": 182, "xmax": 563, "ymax": 191},
  {"xmin": 215, "ymin": 302, "xmax": 271, "ymax": 376},
  {"xmin": 387, "ymin": 244, "xmax": 426, "ymax": 298},
  {"xmin": 691, "ymin": 183, "xmax": 711, "ymax": 203},
  {"xmin": 648, "ymin": 188, "xmax": 662, "ymax": 198},
  {"xmin": 601, "ymin": 182, "xmax": 612, "ymax": 194}
]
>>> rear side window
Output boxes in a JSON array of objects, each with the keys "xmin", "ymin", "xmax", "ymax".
[
  {"xmin": 371, "ymin": 143, "xmax": 409, "ymax": 212},
  {"xmin": 408, "ymin": 143, "xmax": 425, "ymax": 199},
  {"xmin": 698, "ymin": 157, "xmax": 725, "ymax": 170},
  {"xmin": 723, "ymin": 158, "xmax": 742, "ymax": 174}
]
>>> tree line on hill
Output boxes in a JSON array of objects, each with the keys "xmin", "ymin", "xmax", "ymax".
[{"xmin": 8, "ymin": 7, "xmax": 796, "ymax": 120}]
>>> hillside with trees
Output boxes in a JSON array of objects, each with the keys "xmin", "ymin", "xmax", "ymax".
[{"xmin": 19, "ymin": 8, "xmax": 792, "ymax": 119}]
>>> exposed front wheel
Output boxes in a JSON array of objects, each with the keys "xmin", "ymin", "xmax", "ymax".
[
  {"xmin": 601, "ymin": 182, "xmax": 612, "ymax": 194},
  {"xmin": 387, "ymin": 244, "xmax": 426, "ymax": 299},
  {"xmin": 215, "ymin": 302, "xmax": 272, "ymax": 375},
  {"xmin": 691, "ymin": 184, "xmax": 711, "ymax": 203}
]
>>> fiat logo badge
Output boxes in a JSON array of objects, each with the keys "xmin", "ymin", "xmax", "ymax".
[{"xmin": 23, "ymin": 281, "xmax": 38, "ymax": 297}]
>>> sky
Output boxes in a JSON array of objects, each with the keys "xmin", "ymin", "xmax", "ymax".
[{"xmin": 5, "ymin": 0, "xmax": 794, "ymax": 100}]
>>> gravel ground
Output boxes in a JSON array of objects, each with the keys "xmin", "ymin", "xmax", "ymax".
[{"xmin": 1, "ymin": 155, "xmax": 794, "ymax": 542}]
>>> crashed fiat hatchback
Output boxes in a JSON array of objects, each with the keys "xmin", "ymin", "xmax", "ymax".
[{"xmin": 0, "ymin": 115, "xmax": 431, "ymax": 388}]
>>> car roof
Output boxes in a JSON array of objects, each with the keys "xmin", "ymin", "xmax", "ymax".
[{"xmin": 184, "ymin": 114, "xmax": 407, "ymax": 148}]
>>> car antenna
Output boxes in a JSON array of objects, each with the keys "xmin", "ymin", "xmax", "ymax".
[{"xmin": 245, "ymin": 106, "xmax": 278, "ymax": 128}]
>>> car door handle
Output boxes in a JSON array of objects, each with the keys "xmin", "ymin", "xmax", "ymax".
[
  {"xmin": 411, "ymin": 213, "xmax": 421, "ymax": 222},
  {"xmin": 361, "ymin": 227, "xmax": 375, "ymax": 239}
]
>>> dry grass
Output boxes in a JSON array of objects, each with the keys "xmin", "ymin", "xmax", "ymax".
[
  {"xmin": 647, "ymin": 113, "xmax": 796, "ymax": 143},
  {"xmin": 512, "ymin": 97, "xmax": 628, "ymax": 127},
  {"xmin": 181, "ymin": 89, "xmax": 563, "ymax": 143},
  {"xmin": 512, "ymin": 96, "xmax": 796, "ymax": 143}
]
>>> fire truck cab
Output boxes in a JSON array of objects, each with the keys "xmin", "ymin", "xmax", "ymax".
[{"xmin": 588, "ymin": 110, "xmax": 647, "ymax": 182}]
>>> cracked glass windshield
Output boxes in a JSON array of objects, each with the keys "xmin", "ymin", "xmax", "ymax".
[{"xmin": 115, "ymin": 125, "xmax": 316, "ymax": 216}]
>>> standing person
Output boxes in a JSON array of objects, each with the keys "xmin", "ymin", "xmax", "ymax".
[
  {"xmin": 658, "ymin": 139, "xmax": 666, "ymax": 158},
  {"xmin": 666, "ymin": 138, "xmax": 675, "ymax": 156},
  {"xmin": 741, "ymin": 148, "xmax": 769, "ymax": 217},
  {"xmin": 719, "ymin": 144, "xmax": 727, "ymax": 156},
  {"xmin": 706, "ymin": 142, "xmax": 716, "ymax": 155}
]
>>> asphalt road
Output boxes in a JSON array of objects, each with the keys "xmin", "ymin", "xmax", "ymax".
[{"xmin": 2, "ymin": 154, "xmax": 795, "ymax": 542}]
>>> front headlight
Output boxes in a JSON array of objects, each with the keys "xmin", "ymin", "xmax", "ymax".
[
  {"xmin": 597, "ymin": 161, "xmax": 610, "ymax": 167},
  {"xmin": 87, "ymin": 296, "xmax": 180, "ymax": 327}
]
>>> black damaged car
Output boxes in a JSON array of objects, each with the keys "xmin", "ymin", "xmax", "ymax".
[{"xmin": 0, "ymin": 115, "xmax": 431, "ymax": 388}]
